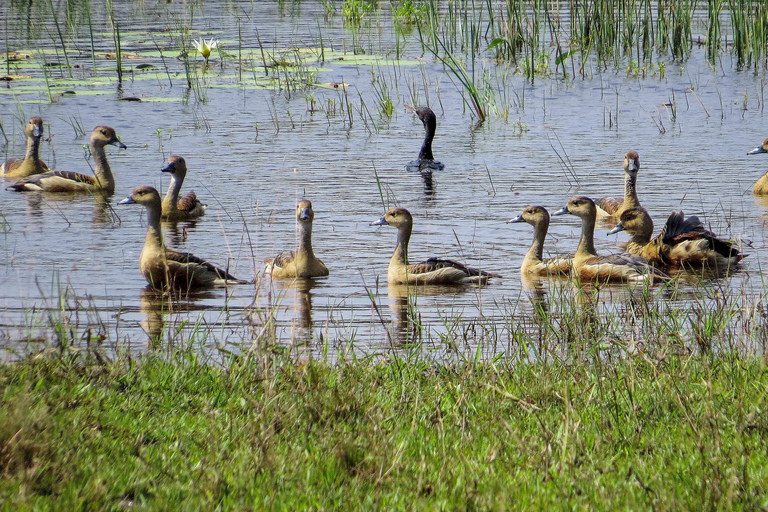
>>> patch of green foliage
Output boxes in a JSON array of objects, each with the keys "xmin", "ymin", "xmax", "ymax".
[{"xmin": 1, "ymin": 348, "xmax": 768, "ymax": 509}]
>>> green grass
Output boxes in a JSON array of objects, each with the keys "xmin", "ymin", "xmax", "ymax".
[{"xmin": 2, "ymin": 342, "xmax": 768, "ymax": 509}]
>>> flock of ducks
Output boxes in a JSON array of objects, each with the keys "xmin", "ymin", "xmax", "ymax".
[{"xmin": 1, "ymin": 111, "xmax": 761, "ymax": 292}]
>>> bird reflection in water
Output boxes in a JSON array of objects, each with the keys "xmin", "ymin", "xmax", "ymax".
[
  {"xmin": 263, "ymin": 277, "xmax": 320, "ymax": 348},
  {"xmin": 162, "ymin": 220, "xmax": 200, "ymax": 247},
  {"xmin": 139, "ymin": 287, "xmax": 217, "ymax": 350}
]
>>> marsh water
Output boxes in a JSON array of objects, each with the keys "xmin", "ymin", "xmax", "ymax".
[{"xmin": 1, "ymin": 1, "xmax": 767, "ymax": 359}]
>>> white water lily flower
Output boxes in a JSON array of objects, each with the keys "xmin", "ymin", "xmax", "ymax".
[{"xmin": 192, "ymin": 38, "xmax": 219, "ymax": 61}]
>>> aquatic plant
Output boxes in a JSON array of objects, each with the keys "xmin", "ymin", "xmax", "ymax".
[{"xmin": 192, "ymin": 37, "xmax": 219, "ymax": 64}]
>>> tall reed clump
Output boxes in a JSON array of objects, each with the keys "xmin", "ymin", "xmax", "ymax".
[{"xmin": 729, "ymin": 0, "xmax": 768, "ymax": 70}]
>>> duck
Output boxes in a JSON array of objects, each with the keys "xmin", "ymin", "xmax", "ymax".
[
  {"xmin": 553, "ymin": 196, "xmax": 660, "ymax": 283},
  {"xmin": 595, "ymin": 151, "xmax": 643, "ymax": 218},
  {"xmin": 404, "ymin": 105, "xmax": 445, "ymax": 173},
  {"xmin": 160, "ymin": 155, "xmax": 206, "ymax": 220},
  {"xmin": 507, "ymin": 205, "xmax": 571, "ymax": 276},
  {"xmin": 747, "ymin": 138, "xmax": 768, "ymax": 195},
  {"xmin": 265, "ymin": 200, "xmax": 329, "ymax": 279},
  {"xmin": 1, "ymin": 117, "xmax": 49, "ymax": 178},
  {"xmin": 119, "ymin": 186, "xmax": 244, "ymax": 291},
  {"xmin": 7, "ymin": 126, "xmax": 125, "ymax": 194},
  {"xmin": 370, "ymin": 207, "xmax": 500, "ymax": 285},
  {"xmin": 608, "ymin": 207, "xmax": 745, "ymax": 268}
]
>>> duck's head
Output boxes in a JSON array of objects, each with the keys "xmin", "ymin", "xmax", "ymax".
[
  {"xmin": 370, "ymin": 207, "xmax": 413, "ymax": 230},
  {"xmin": 405, "ymin": 104, "xmax": 437, "ymax": 130},
  {"xmin": 624, "ymin": 151, "xmax": 640, "ymax": 175},
  {"xmin": 553, "ymin": 196, "xmax": 596, "ymax": 219},
  {"xmin": 507, "ymin": 205, "xmax": 549, "ymax": 228},
  {"xmin": 161, "ymin": 155, "xmax": 187, "ymax": 177},
  {"xmin": 91, "ymin": 126, "xmax": 127, "ymax": 150},
  {"xmin": 608, "ymin": 207, "xmax": 653, "ymax": 236},
  {"xmin": 26, "ymin": 117, "xmax": 44, "ymax": 139},
  {"xmin": 748, "ymin": 138, "xmax": 768, "ymax": 155},
  {"xmin": 119, "ymin": 185, "xmax": 161, "ymax": 208},
  {"xmin": 296, "ymin": 199, "xmax": 314, "ymax": 224}
]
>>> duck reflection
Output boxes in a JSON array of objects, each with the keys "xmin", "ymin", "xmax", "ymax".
[
  {"xmin": 265, "ymin": 277, "xmax": 320, "ymax": 345},
  {"xmin": 162, "ymin": 219, "xmax": 200, "ymax": 247},
  {"xmin": 139, "ymin": 287, "xmax": 168, "ymax": 349},
  {"xmin": 387, "ymin": 284, "xmax": 468, "ymax": 347},
  {"xmin": 16, "ymin": 190, "xmax": 115, "ymax": 223}
]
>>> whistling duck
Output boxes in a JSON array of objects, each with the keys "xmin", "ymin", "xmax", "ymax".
[
  {"xmin": 119, "ymin": 186, "xmax": 244, "ymax": 290},
  {"xmin": 608, "ymin": 207, "xmax": 745, "ymax": 268},
  {"xmin": 553, "ymin": 196, "xmax": 658, "ymax": 283},
  {"xmin": 265, "ymin": 200, "xmax": 329, "ymax": 278},
  {"xmin": 1, "ymin": 117, "xmax": 49, "ymax": 178},
  {"xmin": 404, "ymin": 105, "xmax": 445, "ymax": 173},
  {"xmin": 370, "ymin": 207, "xmax": 500, "ymax": 285},
  {"xmin": 507, "ymin": 205, "xmax": 571, "ymax": 276},
  {"xmin": 748, "ymin": 138, "xmax": 768, "ymax": 195},
  {"xmin": 7, "ymin": 126, "xmax": 125, "ymax": 194},
  {"xmin": 595, "ymin": 151, "xmax": 642, "ymax": 218},
  {"xmin": 160, "ymin": 156, "xmax": 206, "ymax": 220}
]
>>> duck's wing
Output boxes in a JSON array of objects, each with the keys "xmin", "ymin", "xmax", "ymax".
[
  {"xmin": 177, "ymin": 191, "xmax": 206, "ymax": 214},
  {"xmin": 410, "ymin": 257, "xmax": 502, "ymax": 278},
  {"xmin": 662, "ymin": 211, "xmax": 743, "ymax": 260},
  {"xmin": 165, "ymin": 249, "xmax": 240, "ymax": 282},
  {"xmin": 264, "ymin": 251, "xmax": 295, "ymax": 274},
  {"xmin": 6, "ymin": 170, "xmax": 97, "ymax": 191},
  {"xmin": 595, "ymin": 197, "xmax": 622, "ymax": 216},
  {"xmin": 0, "ymin": 158, "xmax": 23, "ymax": 175}
]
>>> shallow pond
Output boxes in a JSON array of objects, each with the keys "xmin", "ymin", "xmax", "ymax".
[{"xmin": 1, "ymin": 1, "xmax": 767, "ymax": 360}]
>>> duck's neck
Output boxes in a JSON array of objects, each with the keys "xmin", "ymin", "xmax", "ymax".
[
  {"xmin": 391, "ymin": 224, "xmax": 412, "ymax": 268},
  {"xmin": 575, "ymin": 214, "xmax": 597, "ymax": 259},
  {"xmin": 418, "ymin": 120, "xmax": 436, "ymax": 161},
  {"xmin": 144, "ymin": 203, "xmax": 165, "ymax": 252},
  {"xmin": 297, "ymin": 222, "xmax": 315, "ymax": 259},
  {"xmin": 525, "ymin": 220, "xmax": 548, "ymax": 263},
  {"xmin": 623, "ymin": 172, "xmax": 639, "ymax": 208},
  {"xmin": 25, "ymin": 135, "xmax": 42, "ymax": 163},
  {"xmin": 162, "ymin": 175, "xmax": 182, "ymax": 212},
  {"xmin": 91, "ymin": 143, "xmax": 115, "ymax": 193}
]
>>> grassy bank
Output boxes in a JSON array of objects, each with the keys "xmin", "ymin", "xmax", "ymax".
[{"xmin": 1, "ymin": 346, "xmax": 768, "ymax": 510}]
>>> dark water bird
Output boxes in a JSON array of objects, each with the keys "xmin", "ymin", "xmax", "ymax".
[
  {"xmin": 404, "ymin": 105, "xmax": 445, "ymax": 173},
  {"xmin": 160, "ymin": 155, "xmax": 206, "ymax": 220},
  {"xmin": 554, "ymin": 196, "xmax": 662, "ymax": 283},
  {"xmin": 1, "ymin": 117, "xmax": 49, "ymax": 178},
  {"xmin": 507, "ymin": 205, "xmax": 571, "ymax": 276},
  {"xmin": 608, "ymin": 207, "xmax": 745, "ymax": 268},
  {"xmin": 265, "ymin": 200, "xmax": 329, "ymax": 279},
  {"xmin": 7, "ymin": 126, "xmax": 125, "ymax": 194},
  {"xmin": 595, "ymin": 151, "xmax": 643, "ymax": 219},
  {"xmin": 747, "ymin": 137, "xmax": 768, "ymax": 195},
  {"xmin": 119, "ymin": 186, "xmax": 245, "ymax": 291},
  {"xmin": 370, "ymin": 207, "xmax": 500, "ymax": 285}
]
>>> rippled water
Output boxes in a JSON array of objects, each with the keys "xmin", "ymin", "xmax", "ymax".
[{"xmin": 1, "ymin": 1, "xmax": 767, "ymax": 360}]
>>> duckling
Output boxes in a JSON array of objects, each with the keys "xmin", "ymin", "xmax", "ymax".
[
  {"xmin": 608, "ymin": 207, "xmax": 745, "ymax": 268},
  {"xmin": 7, "ymin": 126, "xmax": 125, "ymax": 194},
  {"xmin": 370, "ymin": 207, "xmax": 500, "ymax": 285},
  {"xmin": 265, "ymin": 200, "xmax": 329, "ymax": 279},
  {"xmin": 119, "ymin": 186, "xmax": 244, "ymax": 291},
  {"xmin": 404, "ymin": 105, "xmax": 445, "ymax": 173},
  {"xmin": 553, "ymin": 196, "xmax": 659, "ymax": 283},
  {"xmin": 507, "ymin": 205, "xmax": 571, "ymax": 276},
  {"xmin": 160, "ymin": 156, "xmax": 206, "ymax": 220},
  {"xmin": 747, "ymin": 138, "xmax": 768, "ymax": 195},
  {"xmin": 595, "ymin": 151, "xmax": 642, "ymax": 218},
  {"xmin": 1, "ymin": 117, "xmax": 49, "ymax": 178}
]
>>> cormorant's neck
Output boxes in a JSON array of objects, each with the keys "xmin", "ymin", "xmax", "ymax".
[{"xmin": 418, "ymin": 119, "xmax": 436, "ymax": 161}]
